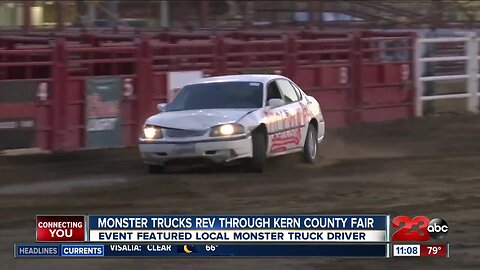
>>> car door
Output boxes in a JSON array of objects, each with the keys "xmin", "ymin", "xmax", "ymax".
[{"xmin": 265, "ymin": 79, "xmax": 304, "ymax": 154}]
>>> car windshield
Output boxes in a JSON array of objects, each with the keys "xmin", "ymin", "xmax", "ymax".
[{"xmin": 167, "ymin": 81, "xmax": 263, "ymax": 111}]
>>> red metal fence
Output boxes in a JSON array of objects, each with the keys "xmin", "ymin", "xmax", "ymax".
[
  {"xmin": 356, "ymin": 31, "xmax": 415, "ymax": 123},
  {"xmin": 0, "ymin": 30, "xmax": 415, "ymax": 151}
]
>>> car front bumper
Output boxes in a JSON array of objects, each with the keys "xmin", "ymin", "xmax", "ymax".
[{"xmin": 138, "ymin": 136, "xmax": 253, "ymax": 165}]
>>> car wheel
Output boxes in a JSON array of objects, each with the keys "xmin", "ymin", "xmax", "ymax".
[
  {"xmin": 302, "ymin": 123, "xmax": 318, "ymax": 164},
  {"xmin": 147, "ymin": 164, "xmax": 165, "ymax": 174},
  {"xmin": 246, "ymin": 130, "xmax": 266, "ymax": 172}
]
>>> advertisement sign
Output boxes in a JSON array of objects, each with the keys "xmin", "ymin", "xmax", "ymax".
[{"xmin": 85, "ymin": 77, "xmax": 122, "ymax": 149}]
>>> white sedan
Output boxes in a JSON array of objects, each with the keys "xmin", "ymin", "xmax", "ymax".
[{"xmin": 139, "ymin": 74, "xmax": 325, "ymax": 173}]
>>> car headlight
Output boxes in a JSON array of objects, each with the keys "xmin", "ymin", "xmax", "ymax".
[
  {"xmin": 210, "ymin": 124, "xmax": 246, "ymax": 137},
  {"xmin": 143, "ymin": 125, "xmax": 162, "ymax": 139}
]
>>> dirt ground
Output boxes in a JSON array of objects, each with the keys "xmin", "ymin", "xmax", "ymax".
[{"xmin": 1, "ymin": 114, "xmax": 479, "ymax": 270}]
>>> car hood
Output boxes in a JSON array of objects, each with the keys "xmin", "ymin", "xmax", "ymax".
[{"xmin": 145, "ymin": 108, "xmax": 256, "ymax": 130}]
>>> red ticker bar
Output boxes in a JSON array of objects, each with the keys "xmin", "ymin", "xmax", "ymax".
[{"xmin": 420, "ymin": 244, "xmax": 449, "ymax": 257}]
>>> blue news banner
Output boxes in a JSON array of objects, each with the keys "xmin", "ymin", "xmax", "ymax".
[
  {"xmin": 15, "ymin": 244, "xmax": 388, "ymax": 257},
  {"xmin": 88, "ymin": 215, "xmax": 388, "ymax": 230},
  {"xmin": 16, "ymin": 215, "xmax": 389, "ymax": 258}
]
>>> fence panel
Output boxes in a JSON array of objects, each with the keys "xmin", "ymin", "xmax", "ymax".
[
  {"xmin": 0, "ymin": 46, "xmax": 55, "ymax": 150},
  {"xmin": 294, "ymin": 37, "xmax": 355, "ymax": 128},
  {"xmin": 61, "ymin": 42, "xmax": 140, "ymax": 150},
  {"xmin": 356, "ymin": 32, "xmax": 416, "ymax": 122},
  {"xmin": 223, "ymin": 39, "xmax": 286, "ymax": 74},
  {"xmin": 415, "ymin": 32, "xmax": 479, "ymax": 116}
]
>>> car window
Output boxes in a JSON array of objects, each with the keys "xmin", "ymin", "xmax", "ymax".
[
  {"xmin": 266, "ymin": 81, "xmax": 283, "ymax": 101},
  {"xmin": 289, "ymin": 81, "xmax": 303, "ymax": 99},
  {"xmin": 167, "ymin": 81, "xmax": 263, "ymax": 111},
  {"xmin": 276, "ymin": 79, "xmax": 300, "ymax": 103}
]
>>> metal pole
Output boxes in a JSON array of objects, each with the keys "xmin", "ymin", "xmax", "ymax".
[
  {"xmin": 414, "ymin": 37, "xmax": 424, "ymax": 117},
  {"xmin": 107, "ymin": 0, "xmax": 119, "ymax": 28},
  {"xmin": 308, "ymin": 0, "xmax": 316, "ymax": 27},
  {"xmin": 23, "ymin": 0, "xmax": 32, "ymax": 32},
  {"xmin": 201, "ymin": 1, "xmax": 209, "ymax": 28},
  {"xmin": 243, "ymin": 1, "xmax": 254, "ymax": 28},
  {"xmin": 87, "ymin": 1, "xmax": 96, "ymax": 28},
  {"xmin": 181, "ymin": 1, "xmax": 188, "ymax": 27},
  {"xmin": 7, "ymin": 2, "xmax": 16, "ymax": 26},
  {"xmin": 318, "ymin": 0, "xmax": 324, "ymax": 29},
  {"xmin": 466, "ymin": 32, "xmax": 479, "ymax": 113},
  {"xmin": 159, "ymin": 1, "xmax": 169, "ymax": 28},
  {"xmin": 55, "ymin": 2, "xmax": 64, "ymax": 31}
]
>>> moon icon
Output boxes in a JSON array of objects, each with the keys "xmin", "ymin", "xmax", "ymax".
[{"xmin": 183, "ymin": 245, "xmax": 193, "ymax": 254}]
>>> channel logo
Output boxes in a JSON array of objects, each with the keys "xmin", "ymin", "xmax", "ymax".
[{"xmin": 392, "ymin": 216, "xmax": 449, "ymax": 241}]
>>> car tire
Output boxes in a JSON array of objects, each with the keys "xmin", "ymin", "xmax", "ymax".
[
  {"xmin": 246, "ymin": 131, "xmax": 267, "ymax": 173},
  {"xmin": 302, "ymin": 123, "xmax": 318, "ymax": 164},
  {"xmin": 147, "ymin": 164, "xmax": 165, "ymax": 174}
]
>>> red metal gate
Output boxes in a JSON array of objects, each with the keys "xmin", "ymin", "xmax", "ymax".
[
  {"xmin": 0, "ymin": 43, "xmax": 55, "ymax": 150},
  {"xmin": 60, "ymin": 39, "xmax": 140, "ymax": 150},
  {"xmin": 0, "ymin": 30, "xmax": 416, "ymax": 151},
  {"xmin": 293, "ymin": 34, "xmax": 355, "ymax": 128},
  {"xmin": 355, "ymin": 31, "xmax": 415, "ymax": 122}
]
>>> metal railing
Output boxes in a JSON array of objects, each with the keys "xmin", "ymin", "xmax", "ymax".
[{"xmin": 415, "ymin": 32, "xmax": 480, "ymax": 116}]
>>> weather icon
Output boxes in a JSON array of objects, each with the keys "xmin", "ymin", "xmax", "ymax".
[{"xmin": 177, "ymin": 245, "xmax": 196, "ymax": 254}]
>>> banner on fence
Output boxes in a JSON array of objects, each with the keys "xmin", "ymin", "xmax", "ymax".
[{"xmin": 85, "ymin": 77, "xmax": 122, "ymax": 149}]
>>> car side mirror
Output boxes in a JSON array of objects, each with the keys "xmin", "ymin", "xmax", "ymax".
[
  {"xmin": 157, "ymin": 103, "xmax": 168, "ymax": 112},
  {"xmin": 267, "ymin": 98, "xmax": 285, "ymax": 108}
]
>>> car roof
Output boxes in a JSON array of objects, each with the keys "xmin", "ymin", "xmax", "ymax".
[{"xmin": 190, "ymin": 74, "xmax": 287, "ymax": 85}]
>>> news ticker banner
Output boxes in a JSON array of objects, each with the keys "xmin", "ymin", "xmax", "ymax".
[
  {"xmin": 14, "ymin": 243, "xmax": 450, "ymax": 258},
  {"xmin": 15, "ymin": 244, "xmax": 390, "ymax": 258},
  {"xmin": 14, "ymin": 214, "xmax": 450, "ymax": 258},
  {"xmin": 37, "ymin": 215, "xmax": 388, "ymax": 242}
]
